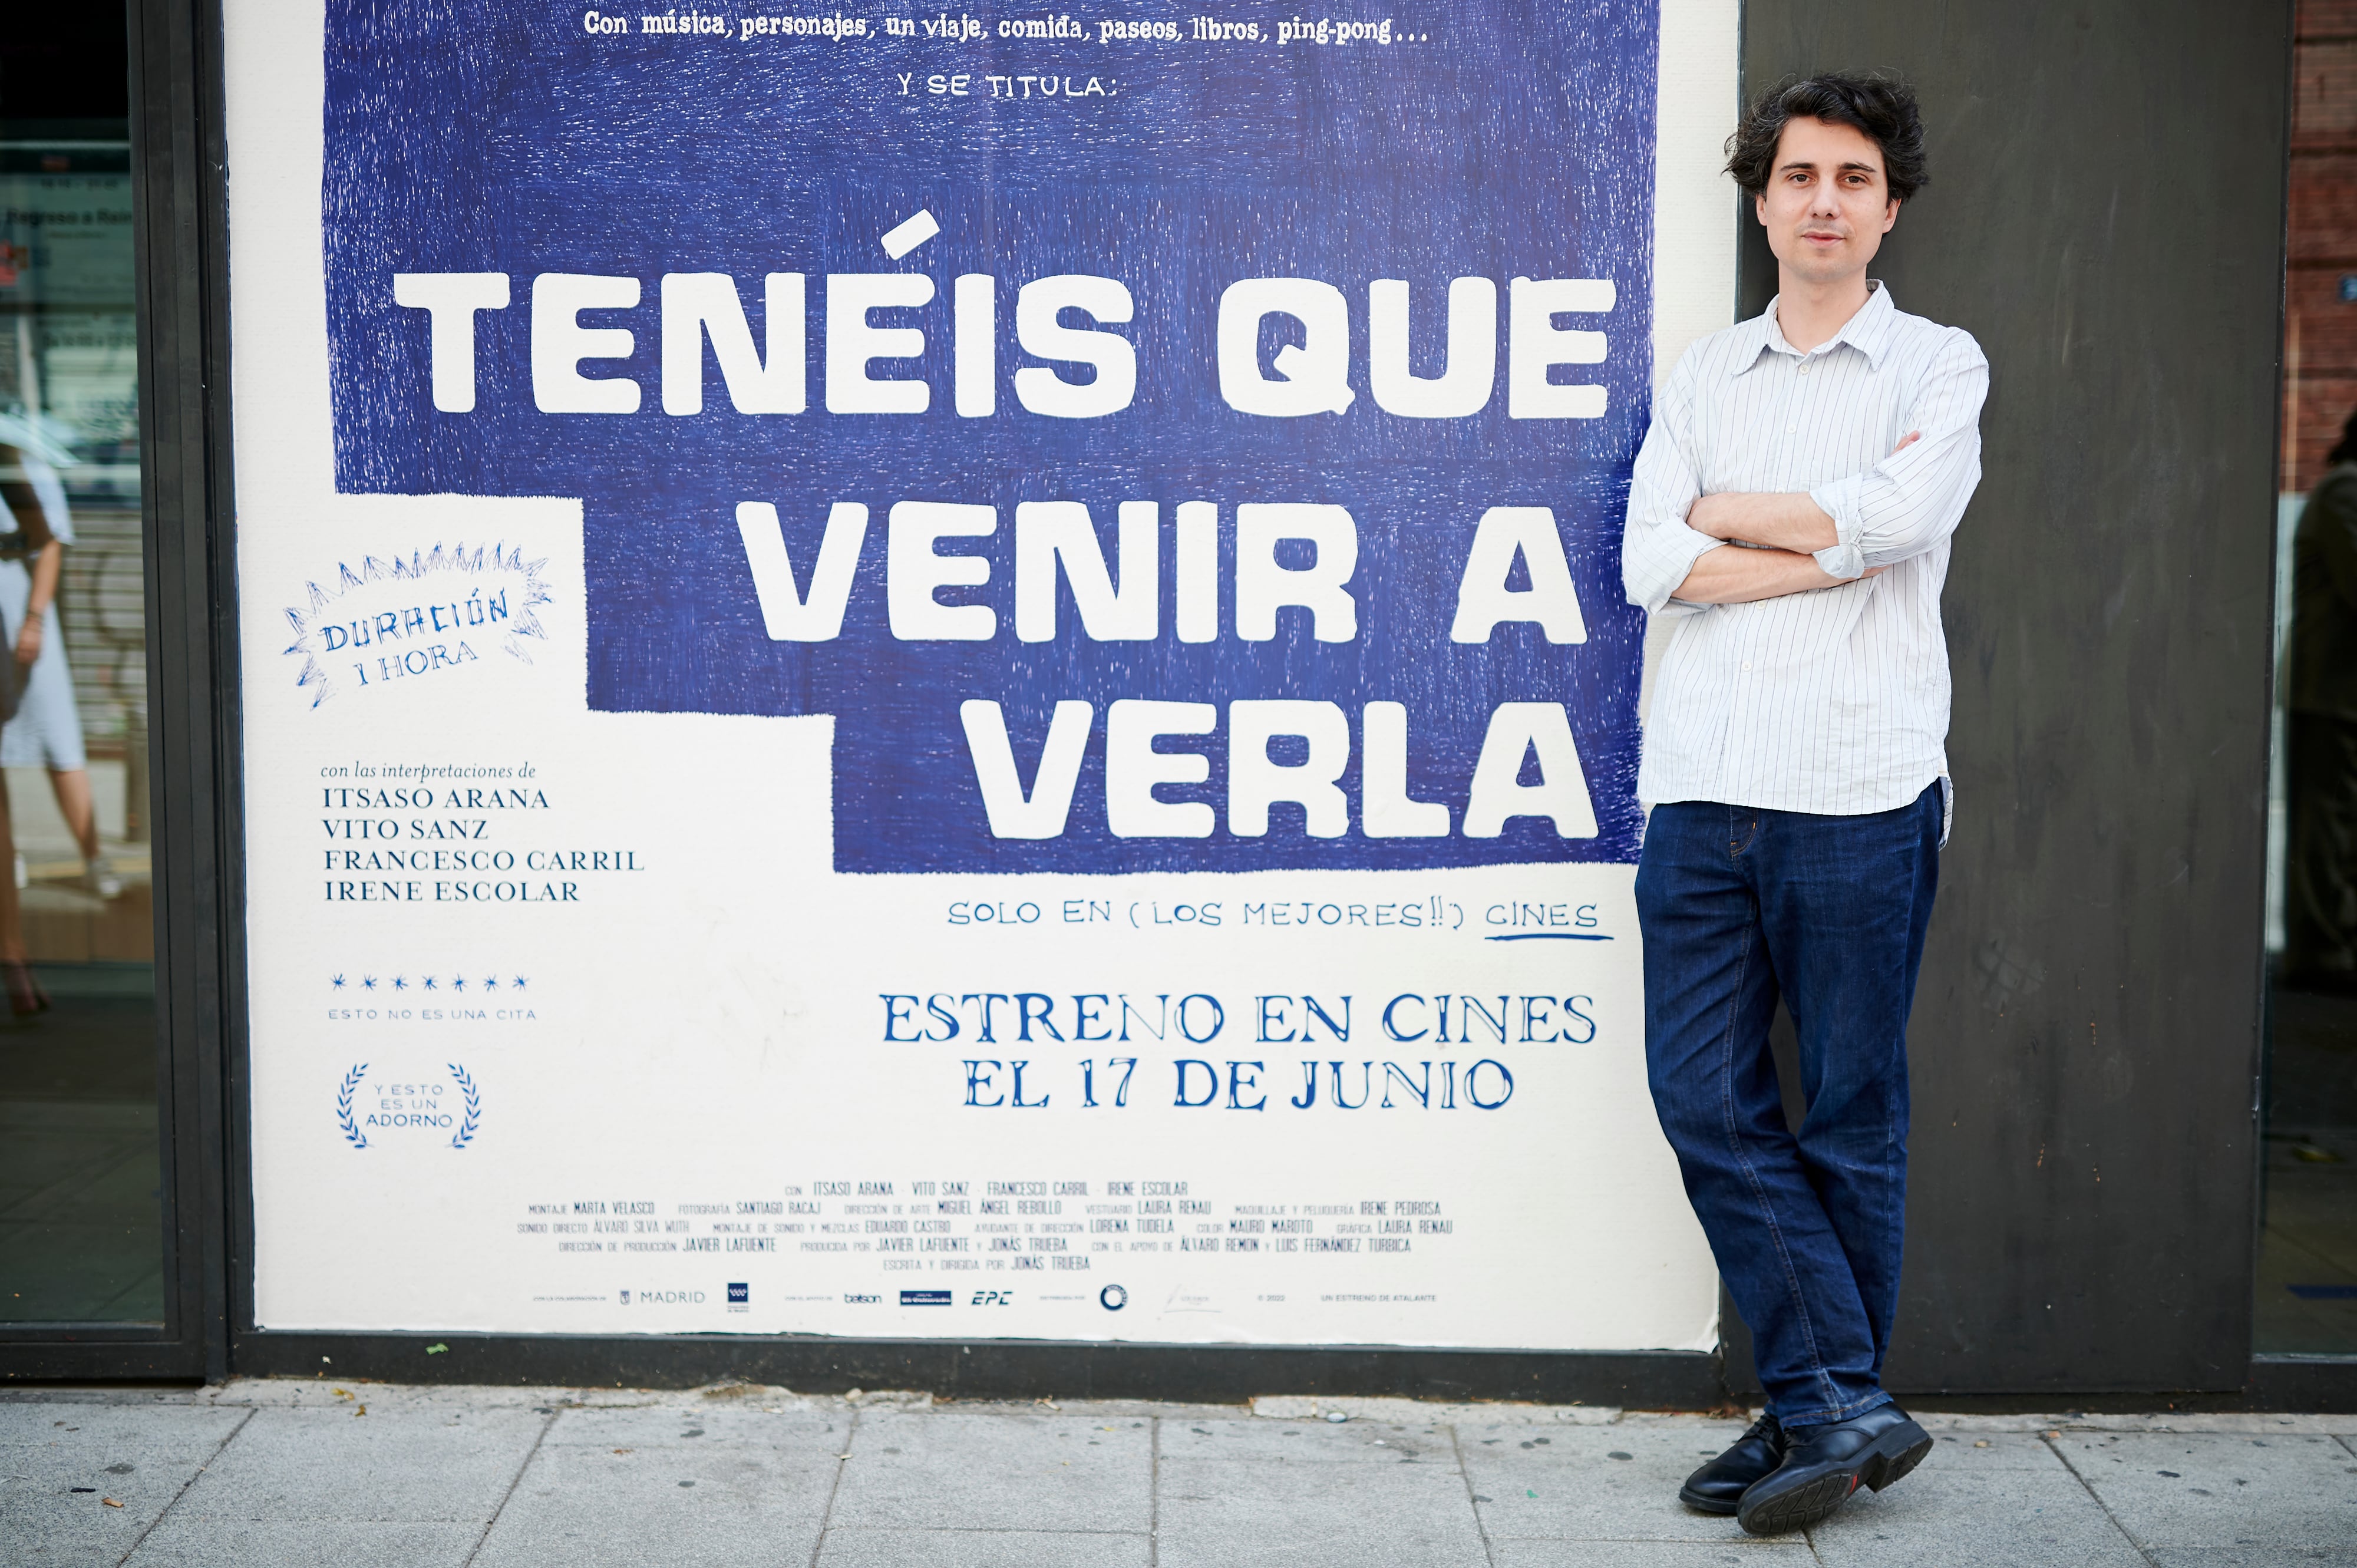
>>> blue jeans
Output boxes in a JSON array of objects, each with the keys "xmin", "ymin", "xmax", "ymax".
[{"xmin": 1635, "ymin": 785, "xmax": 1942, "ymax": 1425}]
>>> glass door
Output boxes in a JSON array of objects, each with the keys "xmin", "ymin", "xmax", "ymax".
[
  {"xmin": 2258, "ymin": 0, "xmax": 2357, "ymax": 1356},
  {"xmin": 0, "ymin": 8, "xmax": 173, "ymax": 1354}
]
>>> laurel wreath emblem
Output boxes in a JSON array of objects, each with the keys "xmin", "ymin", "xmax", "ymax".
[
  {"xmin": 448, "ymin": 1062, "xmax": 481, "ymax": 1150},
  {"xmin": 337, "ymin": 1064, "xmax": 369, "ymax": 1149}
]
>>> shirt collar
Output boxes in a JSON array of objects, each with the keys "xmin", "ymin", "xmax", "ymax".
[{"xmin": 1734, "ymin": 280, "xmax": 1897, "ymax": 375}]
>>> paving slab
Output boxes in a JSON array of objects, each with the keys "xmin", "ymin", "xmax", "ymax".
[
  {"xmin": 121, "ymin": 1518, "xmax": 482, "ymax": 1567},
  {"xmin": 1905, "ymin": 1430, "xmax": 2082, "ymax": 1469},
  {"xmin": 474, "ymin": 1425, "xmax": 839, "ymax": 1568},
  {"xmin": 1155, "ymin": 1414, "xmax": 1485, "ymax": 1568},
  {"xmin": 161, "ymin": 1403, "xmax": 546, "ymax": 1522},
  {"xmin": 817, "ymin": 1526, "xmax": 1154, "ymax": 1567},
  {"xmin": 1917, "ymin": 1412, "xmax": 2342, "ymax": 1436},
  {"xmin": 1250, "ymin": 1395, "xmax": 1623, "ymax": 1426},
  {"xmin": 1490, "ymin": 1544, "xmax": 1810, "ymax": 1567},
  {"xmin": 528, "ymin": 1400, "xmax": 849, "ymax": 1451},
  {"xmin": 1157, "ymin": 1450, "xmax": 1489, "ymax": 1568},
  {"xmin": 826, "ymin": 1407, "xmax": 1153, "ymax": 1534},
  {"xmin": 2142, "ymin": 1552, "xmax": 2356, "ymax": 1567},
  {"xmin": 1804, "ymin": 1440, "xmax": 2147, "ymax": 1566},
  {"xmin": 1163, "ymin": 1414, "xmax": 1460, "ymax": 1465},
  {"xmin": 2072, "ymin": 1415, "xmax": 2345, "ymax": 1437},
  {"xmin": 0, "ymin": 1401, "xmax": 248, "ymax": 1568},
  {"xmin": 1461, "ymin": 1417, "xmax": 1757, "ymax": 1543},
  {"xmin": 2060, "ymin": 1431, "xmax": 2357, "ymax": 1553},
  {"xmin": 166, "ymin": 1377, "xmax": 869, "ymax": 1414},
  {"xmin": 181, "ymin": 1378, "xmax": 839, "ymax": 1412},
  {"xmin": 191, "ymin": 1379, "xmax": 574, "ymax": 1412}
]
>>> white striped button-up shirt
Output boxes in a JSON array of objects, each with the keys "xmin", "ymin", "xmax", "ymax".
[{"xmin": 1622, "ymin": 282, "xmax": 1988, "ymax": 816}]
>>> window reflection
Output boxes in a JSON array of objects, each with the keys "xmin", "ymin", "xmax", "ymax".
[
  {"xmin": 0, "ymin": 119, "xmax": 160, "ymax": 1326},
  {"xmin": 2260, "ymin": 0, "xmax": 2357, "ymax": 1355}
]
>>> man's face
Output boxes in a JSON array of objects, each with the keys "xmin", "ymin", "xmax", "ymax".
[{"xmin": 1754, "ymin": 115, "xmax": 1899, "ymax": 286}]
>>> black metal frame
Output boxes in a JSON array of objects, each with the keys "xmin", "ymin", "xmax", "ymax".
[{"xmin": 13, "ymin": 0, "xmax": 2352, "ymax": 1414}]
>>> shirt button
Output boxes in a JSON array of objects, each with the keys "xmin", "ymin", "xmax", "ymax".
[
  {"xmin": 1797, "ymin": 362, "xmax": 1810, "ymax": 375},
  {"xmin": 1785, "ymin": 425, "xmax": 1796, "ymax": 434},
  {"xmin": 1742, "ymin": 661, "xmax": 1754, "ymax": 672}
]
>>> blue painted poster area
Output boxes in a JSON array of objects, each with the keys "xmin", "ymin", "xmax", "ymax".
[{"xmin": 322, "ymin": 2, "xmax": 1658, "ymax": 874}]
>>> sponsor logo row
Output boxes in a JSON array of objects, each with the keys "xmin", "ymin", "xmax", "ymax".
[{"xmin": 620, "ymin": 1285, "xmax": 1128, "ymax": 1309}]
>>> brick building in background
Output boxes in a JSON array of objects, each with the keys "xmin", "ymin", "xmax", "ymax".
[{"xmin": 2289, "ymin": 0, "xmax": 2357, "ymax": 491}]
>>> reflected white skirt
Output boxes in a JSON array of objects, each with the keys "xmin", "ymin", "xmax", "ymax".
[{"xmin": 0, "ymin": 562, "xmax": 88, "ymax": 771}]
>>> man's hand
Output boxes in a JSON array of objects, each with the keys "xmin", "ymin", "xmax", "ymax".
[{"xmin": 14, "ymin": 615, "xmax": 40, "ymax": 667}]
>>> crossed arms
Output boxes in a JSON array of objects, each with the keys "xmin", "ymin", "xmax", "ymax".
[
  {"xmin": 1620, "ymin": 335, "xmax": 1990, "ymax": 616},
  {"xmin": 1671, "ymin": 453, "xmax": 1909, "ymax": 602}
]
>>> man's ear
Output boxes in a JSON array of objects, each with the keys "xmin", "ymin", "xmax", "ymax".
[
  {"xmin": 1755, "ymin": 192, "xmax": 1768, "ymax": 225},
  {"xmin": 1881, "ymin": 196, "xmax": 1900, "ymax": 233}
]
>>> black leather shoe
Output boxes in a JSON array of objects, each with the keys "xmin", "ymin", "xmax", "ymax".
[
  {"xmin": 1735, "ymin": 1401, "xmax": 1932, "ymax": 1536},
  {"xmin": 1678, "ymin": 1412, "xmax": 1782, "ymax": 1514}
]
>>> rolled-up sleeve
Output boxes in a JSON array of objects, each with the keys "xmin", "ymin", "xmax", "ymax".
[
  {"xmin": 1806, "ymin": 331, "xmax": 1989, "ymax": 569},
  {"xmin": 1621, "ymin": 352, "xmax": 1721, "ymax": 618}
]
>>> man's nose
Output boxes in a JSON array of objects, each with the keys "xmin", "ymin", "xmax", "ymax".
[{"xmin": 1808, "ymin": 182, "xmax": 1842, "ymax": 218}]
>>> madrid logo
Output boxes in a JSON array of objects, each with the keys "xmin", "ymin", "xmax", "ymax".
[{"xmin": 336, "ymin": 1062, "xmax": 482, "ymax": 1150}]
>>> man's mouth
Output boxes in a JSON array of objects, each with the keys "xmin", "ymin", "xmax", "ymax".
[{"xmin": 1801, "ymin": 230, "xmax": 1846, "ymax": 245}]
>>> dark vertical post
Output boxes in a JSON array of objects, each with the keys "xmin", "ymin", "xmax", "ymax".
[
  {"xmin": 1737, "ymin": 2, "xmax": 2293, "ymax": 1395},
  {"xmin": 127, "ymin": 0, "xmax": 238, "ymax": 1384}
]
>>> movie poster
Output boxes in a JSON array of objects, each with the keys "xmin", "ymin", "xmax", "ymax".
[{"xmin": 227, "ymin": 0, "xmax": 1737, "ymax": 1346}]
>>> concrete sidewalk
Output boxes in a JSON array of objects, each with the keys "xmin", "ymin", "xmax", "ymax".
[{"xmin": 5, "ymin": 1382, "xmax": 2355, "ymax": 1567}]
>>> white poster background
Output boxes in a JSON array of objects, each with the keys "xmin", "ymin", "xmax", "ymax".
[{"xmin": 227, "ymin": 0, "xmax": 1739, "ymax": 1347}]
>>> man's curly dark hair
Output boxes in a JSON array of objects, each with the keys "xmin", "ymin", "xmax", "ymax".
[{"xmin": 1724, "ymin": 74, "xmax": 1928, "ymax": 203}]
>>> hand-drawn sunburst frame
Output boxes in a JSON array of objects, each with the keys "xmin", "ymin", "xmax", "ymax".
[{"xmin": 282, "ymin": 543, "xmax": 553, "ymax": 707}]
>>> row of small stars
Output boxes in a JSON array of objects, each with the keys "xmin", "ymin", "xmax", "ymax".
[{"xmin": 331, "ymin": 975, "xmax": 529, "ymax": 992}]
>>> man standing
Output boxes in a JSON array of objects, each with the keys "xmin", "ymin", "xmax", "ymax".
[{"xmin": 1621, "ymin": 75, "xmax": 1988, "ymax": 1537}]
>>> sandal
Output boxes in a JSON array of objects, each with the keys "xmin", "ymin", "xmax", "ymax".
[{"xmin": 4, "ymin": 959, "xmax": 51, "ymax": 1018}]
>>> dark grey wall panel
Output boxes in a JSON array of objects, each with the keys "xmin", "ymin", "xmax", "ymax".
[{"xmin": 1738, "ymin": 3, "xmax": 2291, "ymax": 1392}]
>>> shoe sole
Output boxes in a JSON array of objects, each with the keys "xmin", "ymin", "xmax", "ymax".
[
  {"xmin": 1867, "ymin": 1429, "xmax": 1933, "ymax": 1493},
  {"xmin": 1676, "ymin": 1486, "xmax": 1739, "ymax": 1516},
  {"xmin": 1737, "ymin": 1418, "xmax": 1932, "ymax": 1536}
]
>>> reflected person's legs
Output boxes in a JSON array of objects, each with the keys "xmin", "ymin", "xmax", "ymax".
[
  {"xmin": 0, "ymin": 770, "xmax": 23, "ymax": 963},
  {"xmin": 47, "ymin": 768, "xmax": 98, "ymax": 863},
  {"xmin": 46, "ymin": 767, "xmax": 117, "ymax": 896},
  {"xmin": 0, "ymin": 771, "xmax": 44, "ymax": 1015}
]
